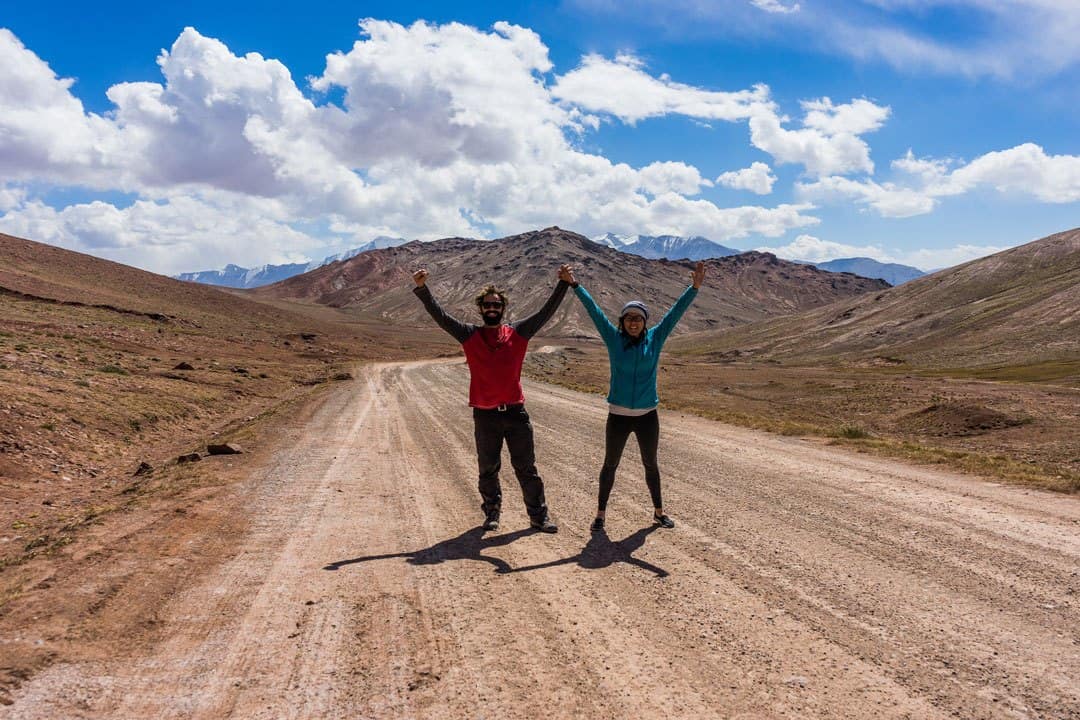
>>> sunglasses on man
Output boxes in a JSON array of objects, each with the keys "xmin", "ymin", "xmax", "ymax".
[{"xmin": 481, "ymin": 301, "xmax": 504, "ymax": 309}]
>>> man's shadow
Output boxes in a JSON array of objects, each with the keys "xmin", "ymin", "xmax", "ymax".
[
  {"xmin": 322, "ymin": 525, "xmax": 668, "ymax": 578},
  {"xmin": 510, "ymin": 525, "xmax": 668, "ymax": 578},
  {"xmin": 323, "ymin": 526, "xmax": 534, "ymax": 575}
]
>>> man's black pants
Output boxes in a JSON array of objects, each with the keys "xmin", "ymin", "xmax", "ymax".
[
  {"xmin": 473, "ymin": 405, "xmax": 548, "ymax": 521},
  {"xmin": 598, "ymin": 410, "xmax": 662, "ymax": 511}
]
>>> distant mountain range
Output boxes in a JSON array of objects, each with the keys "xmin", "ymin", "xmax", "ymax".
[
  {"xmin": 175, "ymin": 230, "xmax": 925, "ymax": 291},
  {"xmin": 812, "ymin": 257, "xmax": 925, "ymax": 286},
  {"xmin": 590, "ymin": 233, "xmax": 923, "ymax": 284},
  {"xmin": 174, "ymin": 236, "xmax": 406, "ymax": 289}
]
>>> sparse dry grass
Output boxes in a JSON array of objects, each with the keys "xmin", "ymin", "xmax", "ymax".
[
  {"xmin": 826, "ymin": 436, "xmax": 1080, "ymax": 493},
  {"xmin": 524, "ymin": 343, "xmax": 1080, "ymax": 493},
  {"xmin": 0, "ymin": 293, "xmax": 387, "ymax": 572}
]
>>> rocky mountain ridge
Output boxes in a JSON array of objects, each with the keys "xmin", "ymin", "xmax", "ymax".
[{"xmin": 255, "ymin": 227, "xmax": 889, "ymax": 337}]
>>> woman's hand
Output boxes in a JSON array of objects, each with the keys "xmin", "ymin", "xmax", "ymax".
[
  {"xmin": 413, "ymin": 269, "xmax": 428, "ymax": 287},
  {"xmin": 558, "ymin": 263, "xmax": 576, "ymax": 285},
  {"xmin": 691, "ymin": 260, "xmax": 705, "ymax": 289}
]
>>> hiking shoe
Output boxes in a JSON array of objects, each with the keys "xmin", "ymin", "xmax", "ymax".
[
  {"xmin": 530, "ymin": 516, "xmax": 559, "ymax": 533},
  {"xmin": 653, "ymin": 513, "xmax": 675, "ymax": 529},
  {"xmin": 590, "ymin": 516, "xmax": 605, "ymax": 532},
  {"xmin": 482, "ymin": 511, "xmax": 500, "ymax": 531}
]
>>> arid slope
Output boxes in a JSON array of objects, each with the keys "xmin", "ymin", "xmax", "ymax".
[
  {"xmin": 0, "ymin": 233, "xmax": 430, "ymax": 575},
  {"xmin": 672, "ymin": 227, "xmax": 1080, "ymax": 372}
]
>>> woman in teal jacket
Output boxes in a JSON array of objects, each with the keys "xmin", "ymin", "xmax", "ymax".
[{"xmin": 559, "ymin": 261, "xmax": 705, "ymax": 531}]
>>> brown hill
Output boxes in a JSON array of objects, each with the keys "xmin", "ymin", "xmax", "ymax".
[
  {"xmin": 672, "ymin": 227, "xmax": 1080, "ymax": 372},
  {"xmin": 0, "ymin": 232, "xmax": 337, "ymax": 334},
  {"xmin": 255, "ymin": 227, "xmax": 888, "ymax": 336}
]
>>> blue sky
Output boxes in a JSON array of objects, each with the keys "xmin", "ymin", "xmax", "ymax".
[{"xmin": 1, "ymin": 0, "xmax": 1077, "ymax": 274}]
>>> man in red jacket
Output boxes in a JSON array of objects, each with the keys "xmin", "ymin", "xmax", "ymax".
[{"xmin": 413, "ymin": 266, "xmax": 571, "ymax": 533}]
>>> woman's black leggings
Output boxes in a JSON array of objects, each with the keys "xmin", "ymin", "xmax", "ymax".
[{"xmin": 597, "ymin": 410, "xmax": 662, "ymax": 511}]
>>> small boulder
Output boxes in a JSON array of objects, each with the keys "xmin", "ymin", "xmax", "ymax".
[
  {"xmin": 177, "ymin": 452, "xmax": 202, "ymax": 463},
  {"xmin": 173, "ymin": 362, "xmax": 195, "ymax": 371},
  {"xmin": 133, "ymin": 461, "xmax": 153, "ymax": 476},
  {"xmin": 332, "ymin": 372, "xmax": 353, "ymax": 381},
  {"xmin": 207, "ymin": 443, "xmax": 244, "ymax": 455}
]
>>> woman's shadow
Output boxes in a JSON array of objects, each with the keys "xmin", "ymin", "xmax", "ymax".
[
  {"xmin": 509, "ymin": 525, "xmax": 668, "ymax": 577},
  {"xmin": 323, "ymin": 526, "xmax": 533, "ymax": 575},
  {"xmin": 322, "ymin": 525, "xmax": 668, "ymax": 578}
]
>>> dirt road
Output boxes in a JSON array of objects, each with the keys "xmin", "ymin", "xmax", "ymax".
[{"xmin": 6, "ymin": 359, "xmax": 1079, "ymax": 719}]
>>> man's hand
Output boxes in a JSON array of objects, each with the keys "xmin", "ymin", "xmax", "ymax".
[
  {"xmin": 691, "ymin": 260, "xmax": 705, "ymax": 289},
  {"xmin": 413, "ymin": 269, "xmax": 428, "ymax": 287},
  {"xmin": 558, "ymin": 263, "xmax": 576, "ymax": 285}
]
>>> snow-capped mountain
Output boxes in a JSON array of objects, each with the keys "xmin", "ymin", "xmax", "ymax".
[
  {"xmin": 591, "ymin": 233, "xmax": 741, "ymax": 260},
  {"xmin": 623, "ymin": 235, "xmax": 741, "ymax": 261},
  {"xmin": 590, "ymin": 232, "xmax": 634, "ymax": 249},
  {"xmin": 175, "ymin": 236, "xmax": 407, "ymax": 289},
  {"xmin": 811, "ymin": 258, "xmax": 925, "ymax": 286}
]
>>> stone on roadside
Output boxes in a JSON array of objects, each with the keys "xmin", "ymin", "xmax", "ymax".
[
  {"xmin": 172, "ymin": 362, "xmax": 195, "ymax": 371},
  {"xmin": 177, "ymin": 452, "xmax": 202, "ymax": 463},
  {"xmin": 133, "ymin": 461, "xmax": 153, "ymax": 476},
  {"xmin": 207, "ymin": 443, "xmax": 244, "ymax": 456}
]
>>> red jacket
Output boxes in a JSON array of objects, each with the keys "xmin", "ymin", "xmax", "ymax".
[
  {"xmin": 414, "ymin": 281, "xmax": 570, "ymax": 409},
  {"xmin": 462, "ymin": 325, "xmax": 529, "ymax": 408}
]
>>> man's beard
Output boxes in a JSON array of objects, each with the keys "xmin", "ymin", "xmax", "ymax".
[{"xmin": 482, "ymin": 310, "xmax": 504, "ymax": 326}]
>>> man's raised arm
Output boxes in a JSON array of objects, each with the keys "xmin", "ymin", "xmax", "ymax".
[
  {"xmin": 412, "ymin": 269, "xmax": 473, "ymax": 344},
  {"xmin": 512, "ymin": 264, "xmax": 572, "ymax": 339}
]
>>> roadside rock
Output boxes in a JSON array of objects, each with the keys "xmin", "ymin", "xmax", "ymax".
[
  {"xmin": 133, "ymin": 461, "xmax": 153, "ymax": 476},
  {"xmin": 172, "ymin": 362, "xmax": 195, "ymax": 371},
  {"xmin": 177, "ymin": 453, "xmax": 202, "ymax": 463},
  {"xmin": 207, "ymin": 443, "xmax": 244, "ymax": 456}
]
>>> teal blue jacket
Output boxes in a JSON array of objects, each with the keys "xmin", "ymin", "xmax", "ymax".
[{"xmin": 573, "ymin": 284, "xmax": 698, "ymax": 409}]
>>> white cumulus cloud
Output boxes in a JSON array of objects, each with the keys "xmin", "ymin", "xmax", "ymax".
[
  {"xmin": 551, "ymin": 53, "xmax": 772, "ymax": 124},
  {"xmin": 796, "ymin": 176, "xmax": 938, "ymax": 218},
  {"xmin": 638, "ymin": 161, "xmax": 712, "ymax": 196},
  {"xmin": 950, "ymin": 143, "xmax": 1080, "ymax": 203},
  {"xmin": 716, "ymin": 162, "xmax": 777, "ymax": 194},
  {"xmin": 0, "ymin": 185, "xmax": 27, "ymax": 212},
  {"xmin": 759, "ymin": 233, "xmax": 1008, "ymax": 270},
  {"xmin": 749, "ymin": 98, "xmax": 889, "ymax": 177},
  {"xmin": 0, "ymin": 29, "xmax": 121, "ymax": 186},
  {"xmin": 0, "ymin": 22, "xmax": 825, "ymax": 273},
  {"xmin": 800, "ymin": 144, "xmax": 1080, "ymax": 217},
  {"xmin": 0, "ymin": 194, "xmax": 323, "ymax": 275},
  {"xmin": 757, "ymin": 234, "xmax": 890, "ymax": 262}
]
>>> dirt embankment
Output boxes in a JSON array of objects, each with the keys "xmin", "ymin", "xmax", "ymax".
[{"xmin": 3, "ymin": 361, "xmax": 1078, "ymax": 718}]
